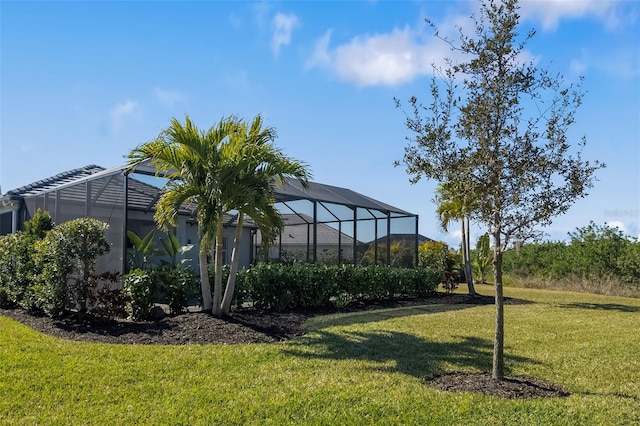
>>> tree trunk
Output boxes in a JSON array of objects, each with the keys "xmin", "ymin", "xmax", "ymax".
[
  {"xmin": 221, "ymin": 212, "xmax": 244, "ymax": 315},
  {"xmin": 78, "ymin": 258, "xmax": 90, "ymax": 320},
  {"xmin": 211, "ymin": 218, "xmax": 225, "ymax": 317},
  {"xmin": 463, "ymin": 216, "xmax": 476, "ymax": 295},
  {"xmin": 492, "ymin": 224, "xmax": 504, "ymax": 381},
  {"xmin": 198, "ymin": 249, "xmax": 212, "ymax": 312}
]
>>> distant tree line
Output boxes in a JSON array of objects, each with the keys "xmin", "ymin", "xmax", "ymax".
[
  {"xmin": 418, "ymin": 221, "xmax": 639, "ymax": 291},
  {"xmin": 502, "ymin": 222, "xmax": 640, "ymax": 285}
]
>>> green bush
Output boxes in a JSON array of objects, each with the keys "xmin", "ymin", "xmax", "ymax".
[
  {"xmin": 618, "ymin": 241, "xmax": 640, "ymax": 284},
  {"xmin": 123, "ymin": 269, "xmax": 155, "ymax": 320},
  {"xmin": 0, "ymin": 286, "xmax": 8, "ymax": 307},
  {"xmin": 153, "ymin": 266, "xmax": 199, "ymax": 314},
  {"xmin": 34, "ymin": 218, "xmax": 110, "ymax": 317},
  {"xmin": 33, "ymin": 229, "xmax": 75, "ymax": 315},
  {"xmin": 231, "ymin": 263, "xmax": 440, "ymax": 312},
  {"xmin": 502, "ymin": 222, "xmax": 640, "ymax": 286},
  {"xmin": 0, "ymin": 209, "xmax": 54, "ymax": 311},
  {"xmin": 124, "ymin": 266, "xmax": 199, "ymax": 319}
]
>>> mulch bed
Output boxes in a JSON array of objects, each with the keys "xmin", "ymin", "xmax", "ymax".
[
  {"xmin": 1, "ymin": 292, "xmax": 568, "ymax": 398},
  {"xmin": 427, "ymin": 372, "xmax": 570, "ymax": 399}
]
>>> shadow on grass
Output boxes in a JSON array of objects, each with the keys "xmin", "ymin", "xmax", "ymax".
[
  {"xmin": 559, "ymin": 302, "xmax": 640, "ymax": 313},
  {"xmin": 285, "ymin": 328, "xmax": 539, "ymax": 380},
  {"xmin": 305, "ymin": 303, "xmax": 485, "ymax": 331},
  {"xmin": 577, "ymin": 389, "xmax": 640, "ymax": 402}
]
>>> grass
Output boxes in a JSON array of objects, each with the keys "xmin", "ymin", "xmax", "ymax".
[
  {"xmin": 505, "ymin": 273, "xmax": 640, "ymax": 298},
  {"xmin": 2, "ymin": 284, "xmax": 639, "ymax": 425}
]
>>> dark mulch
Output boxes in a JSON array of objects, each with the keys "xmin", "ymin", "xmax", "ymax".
[
  {"xmin": 427, "ymin": 372, "xmax": 571, "ymax": 399},
  {"xmin": 1, "ymin": 293, "xmax": 524, "ymax": 346},
  {"xmin": 1, "ymin": 292, "xmax": 567, "ymax": 398}
]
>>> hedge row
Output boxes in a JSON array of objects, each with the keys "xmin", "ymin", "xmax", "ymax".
[{"xmin": 227, "ymin": 263, "xmax": 441, "ymax": 312}]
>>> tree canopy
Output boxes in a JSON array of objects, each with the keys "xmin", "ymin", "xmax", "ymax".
[
  {"xmin": 396, "ymin": 0, "xmax": 604, "ymax": 380},
  {"xmin": 128, "ymin": 114, "xmax": 310, "ymax": 316}
]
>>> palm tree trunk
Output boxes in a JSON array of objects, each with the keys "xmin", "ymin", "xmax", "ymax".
[
  {"xmin": 198, "ymin": 249, "xmax": 212, "ymax": 312},
  {"xmin": 221, "ymin": 212, "xmax": 243, "ymax": 315},
  {"xmin": 464, "ymin": 216, "xmax": 476, "ymax": 295},
  {"xmin": 212, "ymin": 218, "xmax": 225, "ymax": 317}
]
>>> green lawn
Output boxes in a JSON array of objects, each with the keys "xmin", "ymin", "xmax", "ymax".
[{"xmin": 1, "ymin": 285, "xmax": 639, "ymax": 425}]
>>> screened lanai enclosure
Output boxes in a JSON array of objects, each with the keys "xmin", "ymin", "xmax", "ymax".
[{"xmin": 0, "ymin": 162, "xmax": 420, "ymax": 275}]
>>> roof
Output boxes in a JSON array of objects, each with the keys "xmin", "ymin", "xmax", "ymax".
[
  {"xmin": 7, "ymin": 165, "xmax": 105, "ymax": 197},
  {"xmin": 279, "ymin": 214, "xmax": 357, "ymax": 245},
  {"xmin": 4, "ymin": 163, "xmax": 416, "ymax": 219},
  {"xmin": 5, "ymin": 165, "xmax": 194, "ymax": 215},
  {"xmin": 274, "ymin": 179, "xmax": 414, "ymax": 216}
]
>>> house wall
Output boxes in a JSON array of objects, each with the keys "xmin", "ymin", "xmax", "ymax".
[
  {"xmin": 22, "ymin": 195, "xmax": 126, "ymax": 275},
  {"xmin": 269, "ymin": 243, "xmax": 355, "ymax": 263},
  {"xmin": 184, "ymin": 219, "xmax": 255, "ymax": 270}
]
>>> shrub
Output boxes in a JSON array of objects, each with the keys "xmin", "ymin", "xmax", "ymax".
[
  {"xmin": 123, "ymin": 269, "xmax": 155, "ymax": 320},
  {"xmin": 503, "ymin": 222, "xmax": 640, "ymax": 286},
  {"xmin": 124, "ymin": 266, "xmax": 199, "ymax": 319},
  {"xmin": 231, "ymin": 263, "xmax": 440, "ymax": 312},
  {"xmin": 0, "ymin": 210, "xmax": 54, "ymax": 311},
  {"xmin": 34, "ymin": 230, "xmax": 75, "ymax": 315},
  {"xmin": 87, "ymin": 272, "xmax": 129, "ymax": 319},
  {"xmin": 35, "ymin": 218, "xmax": 110, "ymax": 317},
  {"xmin": 153, "ymin": 266, "xmax": 199, "ymax": 314},
  {"xmin": 618, "ymin": 241, "xmax": 640, "ymax": 284},
  {"xmin": 0, "ymin": 286, "xmax": 8, "ymax": 307}
]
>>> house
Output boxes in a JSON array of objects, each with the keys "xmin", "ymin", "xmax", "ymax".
[
  {"xmin": 263, "ymin": 213, "xmax": 360, "ymax": 263},
  {"xmin": 0, "ymin": 161, "xmax": 421, "ymax": 274}
]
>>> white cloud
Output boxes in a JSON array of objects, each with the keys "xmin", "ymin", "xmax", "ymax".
[
  {"xmin": 609, "ymin": 221, "xmax": 640, "ymax": 240},
  {"xmin": 304, "ymin": 4, "xmax": 543, "ymax": 88},
  {"xmin": 271, "ymin": 12, "xmax": 300, "ymax": 57},
  {"xmin": 252, "ymin": 1, "xmax": 272, "ymax": 32},
  {"xmin": 607, "ymin": 220, "xmax": 627, "ymax": 233},
  {"xmin": 306, "ymin": 25, "xmax": 454, "ymax": 87},
  {"xmin": 569, "ymin": 58, "xmax": 587, "ymax": 76},
  {"xmin": 601, "ymin": 45, "xmax": 640, "ymax": 79},
  {"xmin": 306, "ymin": 30, "xmax": 333, "ymax": 69},
  {"xmin": 109, "ymin": 100, "xmax": 141, "ymax": 131},
  {"xmin": 153, "ymin": 88, "xmax": 185, "ymax": 107},
  {"xmin": 519, "ymin": 0, "xmax": 632, "ymax": 31},
  {"xmin": 304, "ymin": 1, "xmax": 630, "ymax": 88}
]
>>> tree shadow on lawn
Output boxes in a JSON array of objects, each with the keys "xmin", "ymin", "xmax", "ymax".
[
  {"xmin": 558, "ymin": 302, "xmax": 640, "ymax": 313},
  {"xmin": 285, "ymin": 327, "xmax": 539, "ymax": 386},
  {"xmin": 305, "ymin": 303, "xmax": 477, "ymax": 331},
  {"xmin": 285, "ymin": 304, "xmax": 573, "ymax": 399}
]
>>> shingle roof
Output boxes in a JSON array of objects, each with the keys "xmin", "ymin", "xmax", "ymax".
[{"xmin": 280, "ymin": 214, "xmax": 356, "ymax": 245}]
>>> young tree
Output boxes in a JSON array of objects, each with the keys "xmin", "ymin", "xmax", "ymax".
[{"xmin": 396, "ymin": 0, "xmax": 603, "ymax": 380}]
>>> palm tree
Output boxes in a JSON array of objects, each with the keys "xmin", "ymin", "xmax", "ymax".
[
  {"xmin": 128, "ymin": 114, "xmax": 311, "ymax": 317},
  {"xmin": 435, "ymin": 182, "xmax": 476, "ymax": 295},
  {"xmin": 127, "ymin": 115, "xmax": 240, "ymax": 313},
  {"xmin": 219, "ymin": 115, "xmax": 310, "ymax": 315}
]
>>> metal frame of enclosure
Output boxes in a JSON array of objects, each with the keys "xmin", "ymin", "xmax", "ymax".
[
  {"xmin": 1, "ymin": 161, "xmax": 419, "ymax": 274},
  {"xmin": 268, "ymin": 179, "xmax": 419, "ymax": 267}
]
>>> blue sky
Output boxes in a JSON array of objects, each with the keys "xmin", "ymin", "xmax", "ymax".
[{"xmin": 1, "ymin": 0, "xmax": 639, "ymax": 246}]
